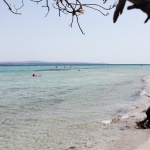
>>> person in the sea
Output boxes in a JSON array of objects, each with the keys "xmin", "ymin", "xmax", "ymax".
[
  {"xmin": 32, "ymin": 74, "xmax": 35, "ymax": 77},
  {"xmin": 32, "ymin": 74, "xmax": 41, "ymax": 77}
]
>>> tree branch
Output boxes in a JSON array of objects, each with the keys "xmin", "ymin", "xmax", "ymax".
[
  {"xmin": 3, "ymin": 0, "xmax": 116, "ymax": 34},
  {"xmin": 3, "ymin": 0, "xmax": 22, "ymax": 15}
]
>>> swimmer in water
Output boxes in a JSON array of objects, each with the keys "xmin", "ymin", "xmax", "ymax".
[
  {"xmin": 32, "ymin": 74, "xmax": 35, "ymax": 77},
  {"xmin": 32, "ymin": 74, "xmax": 41, "ymax": 77}
]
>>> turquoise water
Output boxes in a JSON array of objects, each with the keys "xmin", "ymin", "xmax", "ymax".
[{"xmin": 0, "ymin": 64, "xmax": 150, "ymax": 150}]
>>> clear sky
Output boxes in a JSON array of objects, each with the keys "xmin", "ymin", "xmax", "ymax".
[{"xmin": 0, "ymin": 0, "xmax": 150, "ymax": 64}]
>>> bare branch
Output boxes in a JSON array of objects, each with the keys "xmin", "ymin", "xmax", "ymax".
[
  {"xmin": 42, "ymin": 0, "xmax": 50, "ymax": 17},
  {"xmin": 75, "ymin": 14, "xmax": 85, "ymax": 34},
  {"xmin": 3, "ymin": 0, "xmax": 22, "ymax": 15},
  {"xmin": 3, "ymin": 0, "xmax": 116, "ymax": 34},
  {"xmin": 14, "ymin": 0, "xmax": 24, "ymax": 12}
]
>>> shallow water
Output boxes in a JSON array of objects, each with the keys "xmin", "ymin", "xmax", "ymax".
[{"xmin": 0, "ymin": 64, "xmax": 150, "ymax": 149}]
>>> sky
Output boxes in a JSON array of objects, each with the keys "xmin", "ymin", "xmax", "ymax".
[{"xmin": 0, "ymin": 0, "xmax": 150, "ymax": 64}]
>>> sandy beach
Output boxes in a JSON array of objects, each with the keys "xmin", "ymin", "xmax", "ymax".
[
  {"xmin": 66, "ymin": 105, "xmax": 150, "ymax": 150},
  {"xmin": 106, "ymin": 107, "xmax": 150, "ymax": 150},
  {"xmin": 135, "ymin": 137, "xmax": 150, "ymax": 150},
  {"xmin": 103, "ymin": 106, "xmax": 150, "ymax": 150}
]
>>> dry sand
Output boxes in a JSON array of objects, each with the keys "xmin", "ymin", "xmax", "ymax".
[{"xmin": 135, "ymin": 137, "xmax": 150, "ymax": 150}]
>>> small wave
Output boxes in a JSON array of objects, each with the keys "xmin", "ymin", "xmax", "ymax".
[
  {"xmin": 121, "ymin": 113, "xmax": 131, "ymax": 119},
  {"xmin": 118, "ymin": 106, "xmax": 144, "ymax": 120},
  {"xmin": 101, "ymin": 112, "xmax": 138, "ymax": 126},
  {"xmin": 101, "ymin": 110, "xmax": 138, "ymax": 125},
  {"xmin": 101, "ymin": 119, "xmax": 112, "ymax": 125},
  {"xmin": 140, "ymin": 90, "xmax": 146, "ymax": 96},
  {"xmin": 141, "ymin": 76, "xmax": 150, "ymax": 85},
  {"xmin": 112, "ymin": 105, "xmax": 145, "ymax": 124},
  {"xmin": 139, "ymin": 87, "xmax": 150, "ymax": 98}
]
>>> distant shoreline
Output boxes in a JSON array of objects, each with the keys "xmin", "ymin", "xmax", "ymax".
[
  {"xmin": 0, "ymin": 61, "xmax": 149, "ymax": 66},
  {"xmin": 0, "ymin": 61, "xmax": 108, "ymax": 66}
]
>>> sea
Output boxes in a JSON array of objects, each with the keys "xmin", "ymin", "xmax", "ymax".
[{"xmin": 1, "ymin": 64, "xmax": 150, "ymax": 150}]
